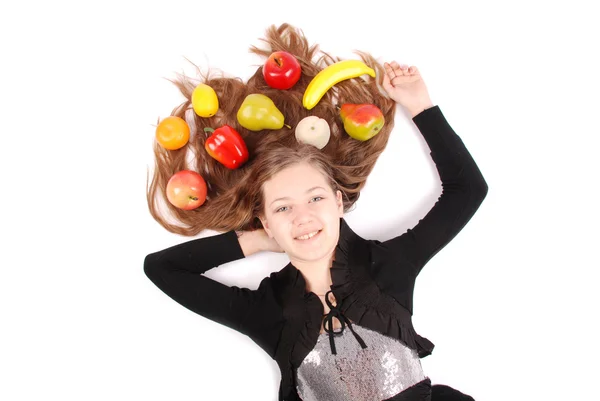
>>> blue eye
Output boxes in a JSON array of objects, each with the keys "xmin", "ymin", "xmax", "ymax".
[{"xmin": 275, "ymin": 197, "xmax": 324, "ymax": 213}]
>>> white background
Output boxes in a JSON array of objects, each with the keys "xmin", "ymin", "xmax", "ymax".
[{"xmin": 1, "ymin": 1, "xmax": 598, "ymax": 400}]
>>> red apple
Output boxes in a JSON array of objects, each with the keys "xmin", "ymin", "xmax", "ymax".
[
  {"xmin": 263, "ymin": 51, "xmax": 302, "ymax": 90},
  {"xmin": 166, "ymin": 170, "xmax": 207, "ymax": 210}
]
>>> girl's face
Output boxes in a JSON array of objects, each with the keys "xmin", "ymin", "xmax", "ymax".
[{"xmin": 260, "ymin": 162, "xmax": 344, "ymax": 264}]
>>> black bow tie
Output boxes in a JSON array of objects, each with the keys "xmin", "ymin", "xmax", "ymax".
[{"xmin": 322, "ymin": 290, "xmax": 368, "ymax": 355}]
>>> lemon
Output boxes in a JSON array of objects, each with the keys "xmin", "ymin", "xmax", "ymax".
[{"xmin": 192, "ymin": 83, "xmax": 219, "ymax": 117}]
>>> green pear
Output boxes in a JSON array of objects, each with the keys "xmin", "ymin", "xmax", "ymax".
[{"xmin": 236, "ymin": 94, "xmax": 286, "ymax": 131}]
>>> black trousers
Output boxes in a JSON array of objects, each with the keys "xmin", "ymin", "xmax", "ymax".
[
  {"xmin": 432, "ymin": 384, "xmax": 475, "ymax": 401},
  {"xmin": 384, "ymin": 378, "xmax": 475, "ymax": 401}
]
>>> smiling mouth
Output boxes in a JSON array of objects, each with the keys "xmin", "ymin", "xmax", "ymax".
[{"xmin": 295, "ymin": 229, "xmax": 322, "ymax": 241}]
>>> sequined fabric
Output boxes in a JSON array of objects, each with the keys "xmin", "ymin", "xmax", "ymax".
[{"xmin": 296, "ymin": 324, "xmax": 426, "ymax": 401}]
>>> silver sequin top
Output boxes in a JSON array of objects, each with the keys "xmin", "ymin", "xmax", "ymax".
[{"xmin": 296, "ymin": 324, "xmax": 426, "ymax": 401}]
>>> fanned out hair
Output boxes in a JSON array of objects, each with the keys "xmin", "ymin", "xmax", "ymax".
[{"xmin": 146, "ymin": 23, "xmax": 397, "ymax": 236}]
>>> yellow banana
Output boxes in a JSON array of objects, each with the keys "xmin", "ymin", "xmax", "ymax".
[{"xmin": 303, "ymin": 60, "xmax": 376, "ymax": 110}]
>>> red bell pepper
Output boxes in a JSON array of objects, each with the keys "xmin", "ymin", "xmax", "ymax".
[{"xmin": 204, "ymin": 125, "xmax": 249, "ymax": 169}]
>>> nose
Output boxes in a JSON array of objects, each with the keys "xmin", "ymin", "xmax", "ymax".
[{"xmin": 292, "ymin": 204, "xmax": 314, "ymax": 226}]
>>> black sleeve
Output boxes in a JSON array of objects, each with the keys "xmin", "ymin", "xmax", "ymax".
[
  {"xmin": 144, "ymin": 230, "xmax": 268, "ymax": 336},
  {"xmin": 378, "ymin": 105, "xmax": 488, "ymax": 275}
]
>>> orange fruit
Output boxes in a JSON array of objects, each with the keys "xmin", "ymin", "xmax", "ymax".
[{"xmin": 155, "ymin": 116, "xmax": 190, "ymax": 150}]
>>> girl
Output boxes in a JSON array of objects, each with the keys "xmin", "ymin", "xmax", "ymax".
[{"xmin": 145, "ymin": 24, "xmax": 487, "ymax": 401}]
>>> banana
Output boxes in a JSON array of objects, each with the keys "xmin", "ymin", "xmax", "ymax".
[{"xmin": 303, "ymin": 60, "xmax": 376, "ymax": 110}]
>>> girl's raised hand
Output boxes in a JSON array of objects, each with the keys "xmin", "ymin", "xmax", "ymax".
[
  {"xmin": 257, "ymin": 229, "xmax": 284, "ymax": 253},
  {"xmin": 382, "ymin": 61, "xmax": 434, "ymax": 117},
  {"xmin": 237, "ymin": 228, "xmax": 284, "ymax": 254}
]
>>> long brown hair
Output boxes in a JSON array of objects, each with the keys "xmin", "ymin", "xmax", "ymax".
[{"xmin": 146, "ymin": 23, "xmax": 397, "ymax": 236}]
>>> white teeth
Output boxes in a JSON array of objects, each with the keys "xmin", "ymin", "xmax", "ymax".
[{"xmin": 296, "ymin": 230, "xmax": 319, "ymax": 240}]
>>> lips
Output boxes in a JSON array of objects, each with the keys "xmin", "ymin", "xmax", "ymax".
[{"xmin": 295, "ymin": 229, "xmax": 322, "ymax": 241}]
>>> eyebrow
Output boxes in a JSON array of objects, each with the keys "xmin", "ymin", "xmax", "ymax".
[{"xmin": 270, "ymin": 186, "xmax": 327, "ymax": 207}]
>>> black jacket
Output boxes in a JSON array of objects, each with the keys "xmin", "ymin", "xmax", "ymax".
[{"xmin": 144, "ymin": 106, "xmax": 488, "ymax": 401}]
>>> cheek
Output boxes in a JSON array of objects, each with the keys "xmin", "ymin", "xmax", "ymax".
[{"xmin": 267, "ymin": 214, "xmax": 287, "ymax": 234}]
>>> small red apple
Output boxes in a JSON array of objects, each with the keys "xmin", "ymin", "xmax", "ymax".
[
  {"xmin": 263, "ymin": 51, "xmax": 302, "ymax": 90},
  {"xmin": 166, "ymin": 170, "xmax": 207, "ymax": 210}
]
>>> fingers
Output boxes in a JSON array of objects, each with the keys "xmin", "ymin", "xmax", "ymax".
[
  {"xmin": 408, "ymin": 65, "xmax": 419, "ymax": 75},
  {"xmin": 386, "ymin": 61, "xmax": 405, "ymax": 77},
  {"xmin": 384, "ymin": 62, "xmax": 397, "ymax": 84},
  {"xmin": 390, "ymin": 74, "xmax": 421, "ymax": 86},
  {"xmin": 390, "ymin": 61, "xmax": 404, "ymax": 72},
  {"xmin": 382, "ymin": 63, "xmax": 394, "ymax": 91},
  {"xmin": 394, "ymin": 62, "xmax": 416, "ymax": 74},
  {"xmin": 385, "ymin": 61, "xmax": 418, "ymax": 78},
  {"xmin": 384, "ymin": 61, "xmax": 420, "ymax": 87},
  {"xmin": 384, "ymin": 62, "xmax": 395, "ymax": 76}
]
